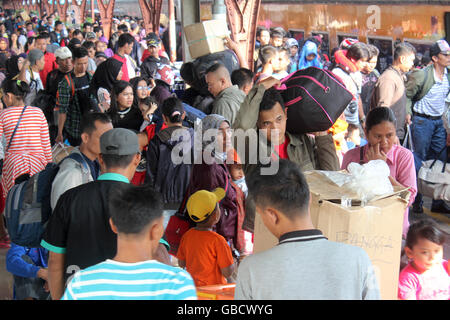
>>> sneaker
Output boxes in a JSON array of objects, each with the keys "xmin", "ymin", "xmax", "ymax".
[{"xmin": 431, "ymin": 201, "xmax": 450, "ymax": 214}]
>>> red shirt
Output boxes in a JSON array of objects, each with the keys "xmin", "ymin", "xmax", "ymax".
[
  {"xmin": 112, "ymin": 54, "xmax": 129, "ymax": 82},
  {"xmin": 40, "ymin": 52, "xmax": 58, "ymax": 89},
  {"xmin": 273, "ymin": 135, "xmax": 290, "ymax": 159}
]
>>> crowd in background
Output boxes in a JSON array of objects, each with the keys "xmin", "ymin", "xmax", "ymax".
[{"xmin": 0, "ymin": 8, "xmax": 447, "ymax": 300}]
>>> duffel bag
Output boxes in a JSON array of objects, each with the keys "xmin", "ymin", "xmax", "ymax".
[
  {"xmin": 277, "ymin": 66, "xmax": 353, "ymax": 134},
  {"xmin": 417, "ymin": 147, "xmax": 450, "ymax": 201}
]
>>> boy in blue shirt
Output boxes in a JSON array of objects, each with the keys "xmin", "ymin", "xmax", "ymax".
[
  {"xmin": 61, "ymin": 184, "xmax": 197, "ymax": 300},
  {"xmin": 6, "ymin": 244, "xmax": 50, "ymax": 300}
]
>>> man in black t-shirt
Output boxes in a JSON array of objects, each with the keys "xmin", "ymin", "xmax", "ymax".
[
  {"xmin": 42, "ymin": 129, "xmax": 140, "ymax": 300},
  {"xmin": 42, "ymin": 128, "xmax": 171, "ymax": 300}
]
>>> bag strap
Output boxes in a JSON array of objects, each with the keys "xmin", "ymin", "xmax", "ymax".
[
  {"xmin": 359, "ymin": 146, "xmax": 365, "ymax": 165},
  {"xmin": 429, "ymin": 146, "xmax": 448, "ymax": 173},
  {"xmin": 60, "ymin": 152, "xmax": 91, "ymax": 179},
  {"xmin": 412, "ymin": 66, "xmax": 430, "ymax": 104},
  {"xmin": 65, "ymin": 74, "xmax": 75, "ymax": 97},
  {"xmin": 7, "ymin": 106, "xmax": 27, "ymax": 152}
]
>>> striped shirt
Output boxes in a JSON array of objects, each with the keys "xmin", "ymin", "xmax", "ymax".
[
  {"xmin": 0, "ymin": 105, "xmax": 52, "ymax": 197},
  {"xmin": 414, "ymin": 67, "xmax": 449, "ymax": 116},
  {"xmin": 61, "ymin": 259, "xmax": 197, "ymax": 300}
]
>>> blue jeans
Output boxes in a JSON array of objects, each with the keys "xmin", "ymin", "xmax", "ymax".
[{"xmin": 411, "ymin": 115, "xmax": 448, "ymax": 207}]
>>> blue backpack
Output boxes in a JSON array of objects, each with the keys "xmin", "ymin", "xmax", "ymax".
[
  {"xmin": 4, "ymin": 153, "xmax": 88, "ymax": 247},
  {"xmin": 182, "ymin": 103, "xmax": 206, "ymax": 128}
]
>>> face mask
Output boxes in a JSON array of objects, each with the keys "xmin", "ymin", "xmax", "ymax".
[
  {"xmin": 233, "ymin": 177, "xmax": 246, "ymax": 185},
  {"xmin": 215, "ymin": 151, "xmax": 227, "ymax": 162}
]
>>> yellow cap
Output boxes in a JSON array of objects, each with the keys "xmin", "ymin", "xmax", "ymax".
[{"xmin": 186, "ymin": 188, "xmax": 226, "ymax": 223}]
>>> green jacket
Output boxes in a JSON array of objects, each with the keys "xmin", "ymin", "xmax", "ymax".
[
  {"xmin": 405, "ymin": 65, "xmax": 450, "ymax": 115},
  {"xmin": 232, "ymin": 84, "xmax": 340, "ymax": 176}
]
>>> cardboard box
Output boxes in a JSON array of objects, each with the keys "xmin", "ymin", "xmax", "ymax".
[
  {"xmin": 20, "ymin": 11, "xmax": 30, "ymax": 22},
  {"xmin": 184, "ymin": 20, "xmax": 230, "ymax": 59},
  {"xmin": 253, "ymin": 170, "xmax": 410, "ymax": 300}
]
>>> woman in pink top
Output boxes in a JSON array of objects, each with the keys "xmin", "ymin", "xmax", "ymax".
[
  {"xmin": 398, "ymin": 219, "xmax": 449, "ymax": 300},
  {"xmin": 341, "ymin": 107, "xmax": 417, "ymax": 237}
]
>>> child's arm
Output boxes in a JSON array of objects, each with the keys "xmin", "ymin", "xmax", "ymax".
[
  {"xmin": 6, "ymin": 244, "xmax": 42, "ymax": 279},
  {"xmin": 178, "ymin": 260, "xmax": 186, "ymax": 269},
  {"xmin": 221, "ymin": 263, "xmax": 235, "ymax": 281}
]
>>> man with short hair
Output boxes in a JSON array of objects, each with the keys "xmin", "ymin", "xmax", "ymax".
[
  {"xmin": 35, "ymin": 32, "xmax": 58, "ymax": 88},
  {"xmin": 42, "ymin": 128, "xmax": 140, "ymax": 300},
  {"xmin": 235, "ymin": 159, "xmax": 380, "ymax": 300},
  {"xmin": 61, "ymin": 184, "xmax": 197, "ymax": 300},
  {"xmin": 270, "ymin": 29, "xmax": 284, "ymax": 48},
  {"xmin": 253, "ymin": 45, "xmax": 281, "ymax": 83},
  {"xmin": 42, "ymin": 128, "xmax": 171, "ymax": 300},
  {"xmin": 360, "ymin": 44, "xmax": 380, "ymax": 117},
  {"xmin": 406, "ymin": 39, "xmax": 450, "ymax": 214},
  {"xmin": 371, "ymin": 42, "xmax": 416, "ymax": 141},
  {"xmin": 232, "ymin": 78, "xmax": 339, "ymax": 230},
  {"xmin": 140, "ymin": 33, "xmax": 170, "ymax": 80},
  {"xmin": 51, "ymin": 113, "xmax": 113, "ymax": 209},
  {"xmin": 112, "ymin": 33, "xmax": 137, "ymax": 82},
  {"xmin": 50, "ymin": 21, "xmax": 64, "ymax": 45},
  {"xmin": 56, "ymin": 47, "xmax": 96, "ymax": 146},
  {"xmin": 44, "ymin": 47, "xmax": 74, "ymax": 144},
  {"xmin": 205, "ymin": 63, "xmax": 246, "ymax": 125},
  {"xmin": 231, "ymin": 67, "xmax": 254, "ymax": 95}
]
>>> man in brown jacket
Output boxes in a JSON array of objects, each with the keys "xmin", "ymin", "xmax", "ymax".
[{"xmin": 371, "ymin": 42, "xmax": 416, "ymax": 142}]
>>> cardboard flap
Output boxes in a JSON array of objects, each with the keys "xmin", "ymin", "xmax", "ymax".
[{"xmin": 304, "ymin": 170, "xmax": 410, "ymax": 204}]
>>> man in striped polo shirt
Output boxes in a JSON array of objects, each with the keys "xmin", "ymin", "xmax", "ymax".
[
  {"xmin": 406, "ymin": 39, "xmax": 450, "ymax": 214},
  {"xmin": 61, "ymin": 184, "xmax": 197, "ymax": 300}
]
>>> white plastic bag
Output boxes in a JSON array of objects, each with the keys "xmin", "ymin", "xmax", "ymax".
[{"xmin": 347, "ymin": 160, "xmax": 393, "ymax": 201}]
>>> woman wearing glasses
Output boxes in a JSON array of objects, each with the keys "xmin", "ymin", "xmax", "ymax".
[{"xmin": 130, "ymin": 76, "xmax": 153, "ymax": 110}]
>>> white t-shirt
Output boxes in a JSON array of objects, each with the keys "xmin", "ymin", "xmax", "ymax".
[{"xmin": 25, "ymin": 69, "xmax": 44, "ymax": 91}]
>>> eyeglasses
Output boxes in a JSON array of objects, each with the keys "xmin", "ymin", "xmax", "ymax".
[{"xmin": 137, "ymin": 86, "xmax": 152, "ymax": 91}]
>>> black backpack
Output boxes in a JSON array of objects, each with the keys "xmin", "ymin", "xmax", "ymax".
[{"xmin": 277, "ymin": 66, "xmax": 354, "ymax": 134}]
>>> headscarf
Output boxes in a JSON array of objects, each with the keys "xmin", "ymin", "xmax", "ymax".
[
  {"xmin": 89, "ymin": 58, "xmax": 123, "ymax": 97},
  {"xmin": 200, "ymin": 114, "xmax": 230, "ymax": 151},
  {"xmin": 297, "ymin": 40, "xmax": 323, "ymax": 70}
]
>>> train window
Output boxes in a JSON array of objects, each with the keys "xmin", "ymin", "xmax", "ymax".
[
  {"xmin": 311, "ymin": 32, "xmax": 330, "ymax": 58},
  {"xmin": 337, "ymin": 33, "xmax": 358, "ymax": 47},
  {"xmin": 289, "ymin": 29, "xmax": 305, "ymax": 43},
  {"xmin": 404, "ymin": 39, "xmax": 433, "ymax": 68},
  {"xmin": 368, "ymin": 37, "xmax": 393, "ymax": 74}
]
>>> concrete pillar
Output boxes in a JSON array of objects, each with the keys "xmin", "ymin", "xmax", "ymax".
[{"xmin": 180, "ymin": 0, "xmax": 200, "ymax": 62}]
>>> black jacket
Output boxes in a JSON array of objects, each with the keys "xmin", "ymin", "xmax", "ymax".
[
  {"xmin": 146, "ymin": 126, "xmax": 194, "ymax": 208},
  {"xmin": 140, "ymin": 56, "xmax": 170, "ymax": 80}
]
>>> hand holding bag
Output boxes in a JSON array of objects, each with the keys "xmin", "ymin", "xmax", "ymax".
[{"xmin": 417, "ymin": 147, "xmax": 450, "ymax": 201}]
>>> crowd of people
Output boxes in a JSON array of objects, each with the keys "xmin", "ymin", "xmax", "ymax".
[{"xmin": 0, "ymin": 10, "xmax": 448, "ymax": 300}]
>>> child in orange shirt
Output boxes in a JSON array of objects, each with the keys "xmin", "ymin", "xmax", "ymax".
[{"xmin": 177, "ymin": 188, "xmax": 235, "ymax": 287}]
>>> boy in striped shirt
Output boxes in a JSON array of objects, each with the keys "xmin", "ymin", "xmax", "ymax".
[{"xmin": 61, "ymin": 184, "xmax": 197, "ymax": 300}]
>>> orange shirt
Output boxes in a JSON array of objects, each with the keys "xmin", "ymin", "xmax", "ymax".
[{"xmin": 177, "ymin": 229, "xmax": 234, "ymax": 287}]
